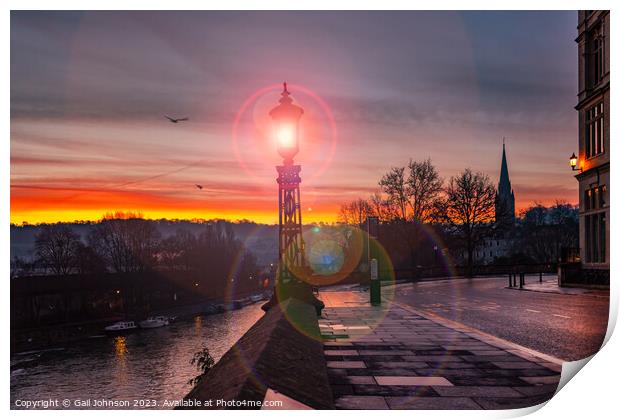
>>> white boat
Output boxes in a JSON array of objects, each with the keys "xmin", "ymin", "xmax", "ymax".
[
  {"xmin": 138, "ymin": 316, "xmax": 169, "ymax": 329},
  {"xmin": 104, "ymin": 321, "xmax": 137, "ymax": 334}
]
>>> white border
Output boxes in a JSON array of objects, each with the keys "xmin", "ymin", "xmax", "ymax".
[{"xmin": 5, "ymin": 2, "xmax": 618, "ymax": 420}]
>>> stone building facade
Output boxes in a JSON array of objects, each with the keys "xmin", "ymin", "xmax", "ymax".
[{"xmin": 574, "ymin": 11, "xmax": 610, "ymax": 282}]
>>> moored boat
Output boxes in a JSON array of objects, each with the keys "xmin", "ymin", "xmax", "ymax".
[
  {"xmin": 138, "ymin": 316, "xmax": 169, "ymax": 329},
  {"xmin": 104, "ymin": 321, "xmax": 138, "ymax": 335}
]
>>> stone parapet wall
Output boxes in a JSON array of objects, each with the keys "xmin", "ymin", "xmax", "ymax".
[{"xmin": 182, "ymin": 298, "xmax": 334, "ymax": 409}]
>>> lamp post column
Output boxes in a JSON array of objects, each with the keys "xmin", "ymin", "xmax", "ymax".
[
  {"xmin": 261, "ymin": 83, "xmax": 324, "ymax": 315},
  {"xmin": 277, "ymin": 163, "xmax": 305, "ymax": 282}
]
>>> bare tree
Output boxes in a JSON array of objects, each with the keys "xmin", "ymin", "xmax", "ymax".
[
  {"xmin": 338, "ymin": 198, "xmax": 373, "ymax": 226},
  {"xmin": 379, "ymin": 166, "xmax": 409, "ymax": 220},
  {"xmin": 376, "ymin": 160, "xmax": 444, "ymax": 266},
  {"xmin": 34, "ymin": 224, "xmax": 81, "ymax": 275},
  {"xmin": 369, "ymin": 192, "xmax": 399, "ymax": 222},
  {"xmin": 406, "ymin": 158, "xmax": 443, "ymax": 224},
  {"xmin": 11, "ymin": 256, "xmax": 38, "ymax": 279},
  {"xmin": 89, "ymin": 211, "xmax": 161, "ymax": 273},
  {"xmin": 189, "ymin": 221, "xmax": 259, "ymax": 291},
  {"xmin": 440, "ymin": 169, "xmax": 496, "ymax": 275},
  {"xmin": 74, "ymin": 243, "xmax": 107, "ymax": 275},
  {"xmin": 158, "ymin": 228, "xmax": 197, "ymax": 271}
]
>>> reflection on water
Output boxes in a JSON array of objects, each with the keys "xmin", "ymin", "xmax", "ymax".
[
  {"xmin": 193, "ymin": 315, "xmax": 202, "ymax": 336},
  {"xmin": 114, "ymin": 337, "xmax": 128, "ymax": 358},
  {"xmin": 114, "ymin": 336, "xmax": 129, "ymax": 387},
  {"xmin": 11, "ymin": 304, "xmax": 264, "ymax": 409}
]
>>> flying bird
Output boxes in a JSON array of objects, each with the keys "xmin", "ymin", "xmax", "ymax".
[
  {"xmin": 165, "ymin": 115, "xmax": 189, "ymax": 123},
  {"xmin": 195, "ymin": 184, "xmax": 203, "ymax": 190}
]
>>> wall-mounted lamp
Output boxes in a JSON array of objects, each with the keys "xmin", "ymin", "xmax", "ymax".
[{"xmin": 569, "ymin": 153, "xmax": 581, "ymax": 172}]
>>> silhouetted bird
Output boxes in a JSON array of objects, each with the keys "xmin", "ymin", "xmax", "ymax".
[
  {"xmin": 195, "ymin": 184, "xmax": 203, "ymax": 190},
  {"xmin": 165, "ymin": 115, "xmax": 189, "ymax": 123}
]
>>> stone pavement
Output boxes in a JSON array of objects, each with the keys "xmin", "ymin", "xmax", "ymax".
[
  {"xmin": 513, "ymin": 276, "xmax": 609, "ymax": 296},
  {"xmin": 319, "ymin": 291, "xmax": 562, "ymax": 410}
]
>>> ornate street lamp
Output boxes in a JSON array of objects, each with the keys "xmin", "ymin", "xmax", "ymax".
[
  {"xmin": 261, "ymin": 83, "xmax": 324, "ymax": 315},
  {"xmin": 569, "ymin": 153, "xmax": 580, "ymax": 172},
  {"xmin": 270, "ymin": 83, "xmax": 303, "ymax": 165}
]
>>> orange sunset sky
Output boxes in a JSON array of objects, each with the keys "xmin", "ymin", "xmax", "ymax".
[{"xmin": 11, "ymin": 11, "xmax": 578, "ymax": 225}]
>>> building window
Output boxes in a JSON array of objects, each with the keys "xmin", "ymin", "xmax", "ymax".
[
  {"xmin": 584, "ymin": 185, "xmax": 607, "ymax": 263},
  {"xmin": 586, "ymin": 24, "xmax": 605, "ymax": 88},
  {"xmin": 585, "ymin": 102, "xmax": 604, "ymax": 158},
  {"xmin": 584, "ymin": 185, "xmax": 606, "ymax": 211},
  {"xmin": 585, "ymin": 213, "xmax": 606, "ymax": 263}
]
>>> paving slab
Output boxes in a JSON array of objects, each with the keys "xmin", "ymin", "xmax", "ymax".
[
  {"xmin": 325, "ymin": 350, "xmax": 360, "ymax": 356},
  {"xmin": 432, "ymin": 386, "xmax": 524, "ymax": 398},
  {"xmin": 473, "ymin": 395, "xmax": 553, "ymax": 409},
  {"xmin": 519, "ymin": 375, "xmax": 562, "ymax": 385},
  {"xmin": 374, "ymin": 376, "xmax": 453, "ymax": 386},
  {"xmin": 351, "ymin": 385, "xmax": 438, "ymax": 397},
  {"xmin": 345, "ymin": 376, "xmax": 377, "ymax": 385},
  {"xmin": 386, "ymin": 396, "xmax": 482, "ymax": 409},
  {"xmin": 327, "ymin": 361, "xmax": 366, "ymax": 369},
  {"xmin": 335, "ymin": 396, "xmax": 389, "ymax": 409}
]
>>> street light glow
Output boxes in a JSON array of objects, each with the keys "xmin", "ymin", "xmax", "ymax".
[
  {"xmin": 569, "ymin": 154, "xmax": 577, "ymax": 167},
  {"xmin": 569, "ymin": 152, "xmax": 579, "ymax": 171},
  {"xmin": 276, "ymin": 124, "xmax": 296, "ymax": 148}
]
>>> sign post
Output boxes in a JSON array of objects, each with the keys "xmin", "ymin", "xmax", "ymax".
[{"xmin": 370, "ymin": 258, "xmax": 380, "ymax": 306}]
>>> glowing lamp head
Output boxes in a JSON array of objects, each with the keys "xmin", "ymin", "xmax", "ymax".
[
  {"xmin": 569, "ymin": 152, "xmax": 578, "ymax": 170},
  {"xmin": 276, "ymin": 124, "xmax": 296, "ymax": 148},
  {"xmin": 269, "ymin": 82, "xmax": 304, "ymax": 162}
]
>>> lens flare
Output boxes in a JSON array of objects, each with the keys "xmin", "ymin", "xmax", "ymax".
[{"xmin": 308, "ymin": 239, "xmax": 345, "ymax": 275}]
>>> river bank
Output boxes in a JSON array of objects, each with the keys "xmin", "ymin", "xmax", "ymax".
[{"xmin": 11, "ymin": 296, "xmax": 267, "ymax": 355}]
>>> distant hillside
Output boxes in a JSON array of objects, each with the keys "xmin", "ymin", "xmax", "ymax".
[{"xmin": 10, "ymin": 220, "xmax": 280, "ymax": 267}]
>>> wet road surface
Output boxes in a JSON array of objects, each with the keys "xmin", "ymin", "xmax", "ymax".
[{"xmin": 391, "ymin": 275, "xmax": 609, "ymax": 361}]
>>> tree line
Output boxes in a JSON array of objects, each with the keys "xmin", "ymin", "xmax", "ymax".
[
  {"xmin": 338, "ymin": 159, "xmax": 577, "ymax": 275},
  {"xmin": 13, "ymin": 212, "xmax": 259, "ymax": 284}
]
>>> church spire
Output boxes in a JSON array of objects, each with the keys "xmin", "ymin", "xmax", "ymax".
[
  {"xmin": 498, "ymin": 139, "xmax": 511, "ymax": 195},
  {"xmin": 496, "ymin": 139, "xmax": 515, "ymax": 227}
]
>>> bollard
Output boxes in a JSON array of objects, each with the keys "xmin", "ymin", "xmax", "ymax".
[
  {"xmin": 370, "ymin": 258, "xmax": 381, "ymax": 306},
  {"xmin": 519, "ymin": 273, "xmax": 524, "ymax": 289},
  {"xmin": 539, "ymin": 272, "xmax": 543, "ymax": 283},
  {"xmin": 508, "ymin": 273, "xmax": 512, "ymax": 288}
]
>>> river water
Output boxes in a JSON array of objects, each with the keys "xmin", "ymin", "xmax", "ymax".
[{"xmin": 10, "ymin": 303, "xmax": 265, "ymax": 409}]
